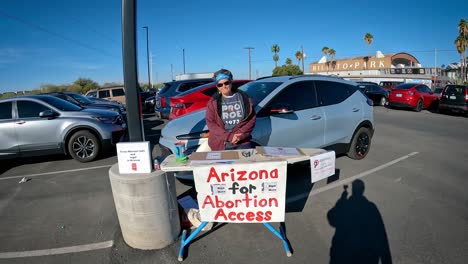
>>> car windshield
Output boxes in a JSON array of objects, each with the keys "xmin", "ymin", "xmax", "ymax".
[
  {"xmin": 37, "ymin": 96, "xmax": 83, "ymax": 111},
  {"xmin": 239, "ymin": 81, "xmax": 282, "ymax": 106},
  {"xmin": 68, "ymin": 93, "xmax": 93, "ymax": 105},
  {"xmin": 395, "ymin": 83, "xmax": 414, "ymax": 90}
]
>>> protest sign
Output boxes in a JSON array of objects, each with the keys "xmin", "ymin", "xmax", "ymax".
[{"xmin": 193, "ymin": 161, "xmax": 287, "ymax": 223}]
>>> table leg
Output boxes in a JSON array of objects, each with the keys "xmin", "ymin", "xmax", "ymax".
[
  {"xmin": 178, "ymin": 222, "xmax": 208, "ymax": 261},
  {"xmin": 263, "ymin": 223, "xmax": 292, "ymax": 257}
]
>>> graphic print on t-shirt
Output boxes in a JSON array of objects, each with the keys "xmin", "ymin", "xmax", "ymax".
[{"xmin": 221, "ymin": 93, "xmax": 244, "ymax": 131}]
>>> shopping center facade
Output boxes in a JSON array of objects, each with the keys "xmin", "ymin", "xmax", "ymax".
[{"xmin": 307, "ymin": 51, "xmax": 449, "ymax": 88}]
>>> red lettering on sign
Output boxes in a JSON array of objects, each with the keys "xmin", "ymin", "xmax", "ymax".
[
  {"xmin": 204, "ymin": 167, "xmax": 281, "ymax": 183},
  {"xmin": 246, "ymin": 212, "xmax": 255, "ymax": 221},
  {"xmin": 212, "ymin": 209, "xmax": 274, "ymax": 222},
  {"xmin": 237, "ymin": 170, "xmax": 247, "ymax": 181},
  {"xmin": 207, "ymin": 167, "xmax": 221, "ymax": 183}
]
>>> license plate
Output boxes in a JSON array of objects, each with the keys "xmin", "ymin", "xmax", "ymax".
[
  {"xmin": 450, "ymin": 95, "xmax": 456, "ymax": 100},
  {"xmin": 122, "ymin": 122, "xmax": 127, "ymax": 129},
  {"xmin": 396, "ymin": 94, "xmax": 402, "ymax": 97}
]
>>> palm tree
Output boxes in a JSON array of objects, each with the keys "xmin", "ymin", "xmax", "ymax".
[
  {"xmin": 364, "ymin": 33, "xmax": 374, "ymax": 69},
  {"xmin": 457, "ymin": 19, "xmax": 468, "ymax": 82},
  {"xmin": 295, "ymin": 51, "xmax": 303, "ymax": 65},
  {"xmin": 458, "ymin": 19, "xmax": 468, "ymax": 37},
  {"xmin": 285, "ymin": 58, "xmax": 293, "ymax": 65},
  {"xmin": 455, "ymin": 35, "xmax": 467, "ymax": 82},
  {"xmin": 271, "ymin": 44, "xmax": 280, "ymax": 68},
  {"xmin": 329, "ymin": 49, "xmax": 336, "ymax": 70},
  {"xmin": 322, "ymin": 46, "xmax": 329, "ymax": 58}
]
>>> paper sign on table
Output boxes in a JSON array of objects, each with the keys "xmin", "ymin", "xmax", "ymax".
[{"xmin": 310, "ymin": 151, "xmax": 336, "ymax": 183}]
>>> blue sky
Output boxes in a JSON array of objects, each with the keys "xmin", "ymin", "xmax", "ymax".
[{"xmin": 1, "ymin": 0, "xmax": 467, "ymax": 93}]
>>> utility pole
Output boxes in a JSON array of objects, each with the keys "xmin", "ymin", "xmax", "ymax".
[
  {"xmin": 301, "ymin": 46, "xmax": 305, "ymax": 74},
  {"xmin": 142, "ymin": 26, "xmax": 150, "ymax": 88},
  {"xmin": 244, "ymin": 47, "xmax": 254, "ymax": 80},
  {"xmin": 171, "ymin": 64, "xmax": 174, "ymax": 80},
  {"xmin": 149, "ymin": 51, "xmax": 153, "ymax": 88},
  {"xmin": 182, "ymin": 48, "xmax": 186, "ymax": 74}
]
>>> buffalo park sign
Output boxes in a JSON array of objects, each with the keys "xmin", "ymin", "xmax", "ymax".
[{"xmin": 193, "ymin": 161, "xmax": 287, "ymax": 223}]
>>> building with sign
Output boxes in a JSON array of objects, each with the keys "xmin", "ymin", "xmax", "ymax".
[{"xmin": 308, "ymin": 51, "xmax": 449, "ymax": 88}]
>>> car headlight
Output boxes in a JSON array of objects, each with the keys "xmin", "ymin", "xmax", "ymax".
[
  {"xmin": 93, "ymin": 116, "xmax": 119, "ymax": 124},
  {"xmin": 176, "ymin": 130, "xmax": 210, "ymax": 140},
  {"xmin": 146, "ymin": 98, "xmax": 155, "ymax": 104},
  {"xmin": 109, "ymin": 107, "xmax": 120, "ymax": 113}
]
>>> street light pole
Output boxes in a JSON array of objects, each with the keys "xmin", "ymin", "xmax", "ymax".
[
  {"xmin": 142, "ymin": 26, "xmax": 150, "ymax": 88},
  {"xmin": 244, "ymin": 47, "xmax": 254, "ymax": 80},
  {"xmin": 183, "ymin": 48, "xmax": 186, "ymax": 74},
  {"xmin": 301, "ymin": 46, "xmax": 305, "ymax": 74}
]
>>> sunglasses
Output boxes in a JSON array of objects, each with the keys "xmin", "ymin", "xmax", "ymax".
[{"xmin": 216, "ymin": 81, "xmax": 231, "ymax": 88}]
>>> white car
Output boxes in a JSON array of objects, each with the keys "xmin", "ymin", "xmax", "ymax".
[{"xmin": 155, "ymin": 75, "xmax": 374, "ymax": 178}]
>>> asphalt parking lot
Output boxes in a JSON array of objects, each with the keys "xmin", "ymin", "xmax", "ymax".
[{"xmin": 0, "ymin": 108, "xmax": 467, "ymax": 264}]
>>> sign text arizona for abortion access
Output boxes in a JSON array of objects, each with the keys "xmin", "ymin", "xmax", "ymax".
[{"xmin": 193, "ymin": 161, "xmax": 287, "ymax": 223}]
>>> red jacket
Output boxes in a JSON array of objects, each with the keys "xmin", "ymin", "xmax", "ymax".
[{"xmin": 205, "ymin": 90, "xmax": 256, "ymax": 151}]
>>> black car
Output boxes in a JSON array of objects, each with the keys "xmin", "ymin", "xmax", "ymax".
[
  {"xmin": 439, "ymin": 84, "xmax": 468, "ymax": 116},
  {"xmin": 356, "ymin": 82, "xmax": 389, "ymax": 106},
  {"xmin": 43, "ymin": 92, "xmax": 127, "ymax": 119},
  {"xmin": 154, "ymin": 78, "xmax": 213, "ymax": 119}
]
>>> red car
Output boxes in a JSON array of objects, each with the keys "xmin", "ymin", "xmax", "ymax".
[
  {"xmin": 169, "ymin": 80, "xmax": 251, "ymax": 120},
  {"xmin": 388, "ymin": 83, "xmax": 439, "ymax": 112}
]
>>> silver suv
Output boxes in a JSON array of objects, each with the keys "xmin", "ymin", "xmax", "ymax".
[
  {"xmin": 156, "ymin": 75, "xmax": 374, "ymax": 174},
  {"xmin": 0, "ymin": 95, "xmax": 126, "ymax": 162}
]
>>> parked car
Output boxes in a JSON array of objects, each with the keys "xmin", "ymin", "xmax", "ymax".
[
  {"xmin": 85, "ymin": 86, "xmax": 126, "ymax": 105},
  {"xmin": 0, "ymin": 95, "xmax": 126, "ymax": 162},
  {"xmin": 388, "ymin": 83, "xmax": 439, "ymax": 112},
  {"xmin": 140, "ymin": 89, "xmax": 157, "ymax": 113},
  {"xmin": 154, "ymin": 78, "xmax": 213, "ymax": 119},
  {"xmin": 356, "ymin": 82, "xmax": 389, "ymax": 106},
  {"xmin": 379, "ymin": 81, "xmax": 403, "ymax": 91},
  {"xmin": 438, "ymin": 84, "xmax": 468, "ymax": 116},
  {"xmin": 155, "ymin": 76, "xmax": 374, "ymax": 180},
  {"xmin": 144, "ymin": 95, "xmax": 156, "ymax": 114},
  {"xmin": 433, "ymin": 87, "xmax": 444, "ymax": 99},
  {"xmin": 85, "ymin": 86, "xmax": 152, "ymax": 111},
  {"xmin": 43, "ymin": 91, "xmax": 127, "ymax": 120},
  {"xmin": 169, "ymin": 80, "xmax": 251, "ymax": 120}
]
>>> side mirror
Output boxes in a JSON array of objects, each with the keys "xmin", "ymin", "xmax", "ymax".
[
  {"xmin": 429, "ymin": 91, "xmax": 434, "ymax": 94},
  {"xmin": 39, "ymin": 110, "xmax": 58, "ymax": 118}
]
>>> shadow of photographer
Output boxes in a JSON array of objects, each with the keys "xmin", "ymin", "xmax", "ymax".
[{"xmin": 327, "ymin": 179, "xmax": 392, "ymax": 264}]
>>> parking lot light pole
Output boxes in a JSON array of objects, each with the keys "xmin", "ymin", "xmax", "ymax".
[
  {"xmin": 244, "ymin": 47, "xmax": 254, "ymax": 80},
  {"xmin": 112, "ymin": 0, "xmax": 180, "ymax": 251},
  {"xmin": 143, "ymin": 26, "xmax": 150, "ymax": 88}
]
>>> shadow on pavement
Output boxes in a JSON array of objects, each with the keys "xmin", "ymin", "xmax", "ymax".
[
  {"xmin": 327, "ymin": 179, "xmax": 392, "ymax": 264},
  {"xmin": 285, "ymin": 162, "xmax": 341, "ymax": 213}
]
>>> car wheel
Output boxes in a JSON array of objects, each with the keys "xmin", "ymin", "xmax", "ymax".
[
  {"xmin": 347, "ymin": 127, "xmax": 371, "ymax": 160},
  {"xmin": 414, "ymin": 99, "xmax": 423, "ymax": 112},
  {"xmin": 379, "ymin": 97, "xmax": 387, "ymax": 106},
  {"xmin": 68, "ymin": 130, "xmax": 100, "ymax": 162}
]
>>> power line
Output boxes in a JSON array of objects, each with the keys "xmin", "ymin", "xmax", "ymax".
[
  {"xmin": 0, "ymin": 9, "xmax": 118, "ymax": 58},
  {"xmin": 66, "ymin": 17, "xmax": 120, "ymax": 44}
]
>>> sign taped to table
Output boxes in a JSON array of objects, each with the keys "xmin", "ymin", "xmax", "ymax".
[
  {"xmin": 310, "ymin": 151, "xmax": 336, "ymax": 183},
  {"xmin": 193, "ymin": 161, "xmax": 287, "ymax": 223}
]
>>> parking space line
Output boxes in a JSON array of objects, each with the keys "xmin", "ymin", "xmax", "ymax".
[
  {"xmin": 0, "ymin": 240, "xmax": 113, "ymax": 259},
  {"xmin": 0, "ymin": 165, "xmax": 112, "ymax": 181},
  {"xmin": 286, "ymin": 152, "xmax": 419, "ymax": 204}
]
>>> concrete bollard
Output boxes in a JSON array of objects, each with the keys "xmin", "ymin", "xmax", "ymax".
[{"xmin": 109, "ymin": 164, "xmax": 180, "ymax": 249}]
